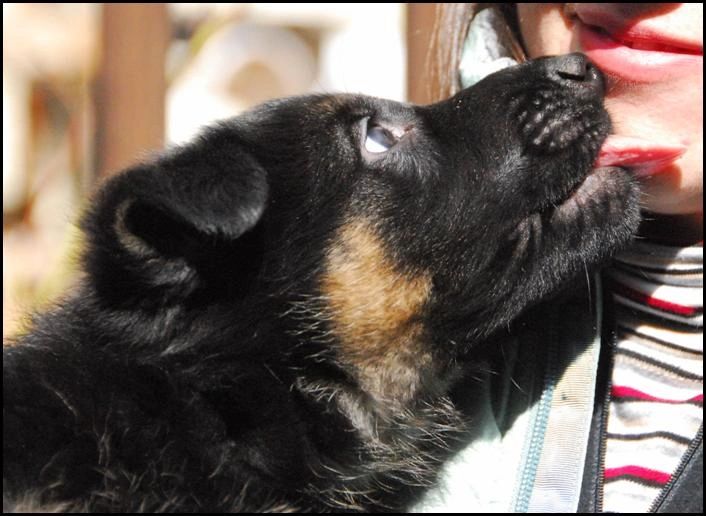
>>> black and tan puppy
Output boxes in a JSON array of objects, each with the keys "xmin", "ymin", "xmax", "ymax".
[{"xmin": 3, "ymin": 53, "xmax": 640, "ymax": 512}]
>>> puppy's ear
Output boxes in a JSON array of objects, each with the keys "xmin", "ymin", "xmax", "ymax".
[{"xmin": 82, "ymin": 127, "xmax": 268, "ymax": 304}]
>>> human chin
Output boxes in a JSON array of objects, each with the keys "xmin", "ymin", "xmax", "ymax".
[{"xmin": 640, "ymin": 162, "xmax": 703, "ymax": 215}]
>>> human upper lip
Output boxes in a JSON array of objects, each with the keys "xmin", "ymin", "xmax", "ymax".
[
  {"xmin": 571, "ymin": 5, "xmax": 703, "ymax": 83},
  {"xmin": 570, "ymin": 5, "xmax": 704, "ymax": 56}
]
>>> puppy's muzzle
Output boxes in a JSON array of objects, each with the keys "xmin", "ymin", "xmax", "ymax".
[{"xmin": 545, "ymin": 52, "xmax": 604, "ymax": 96}]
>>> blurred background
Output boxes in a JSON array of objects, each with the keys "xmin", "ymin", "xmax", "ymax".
[{"xmin": 3, "ymin": 3, "xmax": 439, "ymax": 337}]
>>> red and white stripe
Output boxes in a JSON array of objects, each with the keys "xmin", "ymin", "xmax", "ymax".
[{"xmin": 602, "ymin": 240, "xmax": 702, "ymax": 513}]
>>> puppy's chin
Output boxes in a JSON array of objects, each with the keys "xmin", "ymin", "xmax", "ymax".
[
  {"xmin": 475, "ymin": 165, "xmax": 641, "ymax": 340},
  {"xmin": 549, "ymin": 166, "xmax": 638, "ymax": 224}
]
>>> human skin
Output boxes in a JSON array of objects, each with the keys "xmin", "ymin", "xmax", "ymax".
[{"xmin": 517, "ymin": 3, "xmax": 703, "ymax": 244}]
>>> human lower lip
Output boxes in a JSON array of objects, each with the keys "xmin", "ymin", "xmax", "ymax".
[
  {"xmin": 578, "ymin": 22, "xmax": 703, "ymax": 82},
  {"xmin": 595, "ymin": 135, "xmax": 687, "ymax": 178}
]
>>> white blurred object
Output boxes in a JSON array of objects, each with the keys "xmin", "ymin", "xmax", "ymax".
[
  {"xmin": 167, "ymin": 23, "xmax": 317, "ymax": 144},
  {"xmin": 167, "ymin": 4, "xmax": 405, "ymax": 144},
  {"xmin": 316, "ymin": 5, "xmax": 405, "ymax": 101},
  {"xmin": 248, "ymin": 4, "xmax": 405, "ymax": 100},
  {"xmin": 169, "ymin": 3, "xmax": 244, "ymax": 22}
]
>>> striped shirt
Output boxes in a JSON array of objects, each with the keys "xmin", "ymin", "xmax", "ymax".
[{"xmin": 603, "ymin": 240, "xmax": 703, "ymax": 513}]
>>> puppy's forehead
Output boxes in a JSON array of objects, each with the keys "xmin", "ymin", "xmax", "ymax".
[
  {"xmin": 313, "ymin": 95, "xmax": 350, "ymax": 114},
  {"xmin": 311, "ymin": 94, "xmax": 415, "ymax": 120}
]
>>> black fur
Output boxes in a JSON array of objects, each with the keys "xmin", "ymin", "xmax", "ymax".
[{"xmin": 3, "ymin": 54, "xmax": 640, "ymax": 512}]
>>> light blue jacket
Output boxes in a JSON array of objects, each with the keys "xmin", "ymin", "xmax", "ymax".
[{"xmin": 411, "ymin": 276, "xmax": 604, "ymax": 512}]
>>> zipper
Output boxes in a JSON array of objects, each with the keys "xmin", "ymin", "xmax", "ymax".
[
  {"xmin": 513, "ymin": 314, "xmax": 559, "ymax": 512},
  {"xmin": 594, "ymin": 336, "xmax": 615, "ymax": 513},
  {"xmin": 593, "ymin": 270, "xmax": 616, "ymax": 514},
  {"xmin": 647, "ymin": 424, "xmax": 704, "ymax": 513}
]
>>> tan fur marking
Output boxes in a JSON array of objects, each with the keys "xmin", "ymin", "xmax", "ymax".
[{"xmin": 321, "ymin": 220, "xmax": 433, "ymax": 405}]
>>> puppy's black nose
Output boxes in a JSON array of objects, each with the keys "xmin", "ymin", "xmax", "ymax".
[{"xmin": 547, "ymin": 53, "xmax": 603, "ymax": 93}]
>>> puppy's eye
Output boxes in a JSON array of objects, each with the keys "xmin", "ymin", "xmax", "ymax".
[{"xmin": 364, "ymin": 122, "xmax": 398, "ymax": 154}]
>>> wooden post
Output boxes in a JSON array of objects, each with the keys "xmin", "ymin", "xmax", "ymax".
[
  {"xmin": 406, "ymin": 3, "xmax": 440, "ymax": 105},
  {"xmin": 95, "ymin": 3, "xmax": 169, "ymax": 179}
]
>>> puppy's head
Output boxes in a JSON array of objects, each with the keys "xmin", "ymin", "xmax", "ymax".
[{"xmin": 84, "ymin": 53, "xmax": 639, "ymax": 400}]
